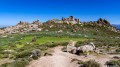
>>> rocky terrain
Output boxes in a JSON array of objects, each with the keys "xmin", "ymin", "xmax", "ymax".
[
  {"xmin": 0, "ymin": 16, "xmax": 119, "ymax": 35},
  {"xmin": 0, "ymin": 19, "xmax": 42, "ymax": 35}
]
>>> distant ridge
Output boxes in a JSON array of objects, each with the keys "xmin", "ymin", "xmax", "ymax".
[
  {"xmin": 0, "ymin": 25, "xmax": 7, "ymax": 28},
  {"xmin": 0, "ymin": 25, "xmax": 13, "ymax": 28},
  {"xmin": 112, "ymin": 24, "xmax": 120, "ymax": 30}
]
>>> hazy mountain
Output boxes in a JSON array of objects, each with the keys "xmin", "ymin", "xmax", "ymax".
[
  {"xmin": 0, "ymin": 25, "xmax": 13, "ymax": 28},
  {"xmin": 112, "ymin": 24, "xmax": 120, "ymax": 30}
]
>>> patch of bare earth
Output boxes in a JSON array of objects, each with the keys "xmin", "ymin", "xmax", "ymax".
[
  {"xmin": 0, "ymin": 58, "xmax": 14, "ymax": 65},
  {"xmin": 27, "ymin": 46, "xmax": 120, "ymax": 67}
]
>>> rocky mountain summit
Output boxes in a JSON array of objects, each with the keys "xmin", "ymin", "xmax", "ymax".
[
  {"xmin": 45, "ymin": 16, "xmax": 119, "ymax": 33},
  {"xmin": 0, "ymin": 16, "xmax": 119, "ymax": 35}
]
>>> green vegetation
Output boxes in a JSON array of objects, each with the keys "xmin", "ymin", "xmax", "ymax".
[
  {"xmin": 19, "ymin": 36, "xmax": 88, "ymax": 45},
  {"xmin": 0, "ymin": 31, "xmax": 90, "ymax": 47},
  {"xmin": 116, "ymin": 48, "xmax": 120, "ymax": 52},
  {"xmin": 82, "ymin": 60, "xmax": 101, "ymax": 67},
  {"xmin": 1, "ymin": 58, "xmax": 31, "ymax": 67},
  {"xmin": 71, "ymin": 59, "xmax": 100, "ymax": 67},
  {"xmin": 106, "ymin": 60, "xmax": 120, "ymax": 67}
]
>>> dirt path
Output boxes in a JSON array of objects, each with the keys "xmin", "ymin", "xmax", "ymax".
[
  {"xmin": 27, "ymin": 46, "xmax": 79, "ymax": 67},
  {"xmin": 27, "ymin": 46, "xmax": 120, "ymax": 67}
]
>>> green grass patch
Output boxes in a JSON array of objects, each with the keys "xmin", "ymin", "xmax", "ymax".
[{"xmin": 18, "ymin": 36, "xmax": 89, "ymax": 45}]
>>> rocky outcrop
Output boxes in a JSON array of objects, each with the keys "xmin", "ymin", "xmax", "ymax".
[
  {"xmin": 18, "ymin": 21, "xmax": 29, "ymax": 25},
  {"xmin": 47, "ymin": 16, "xmax": 81, "ymax": 24},
  {"xmin": 86, "ymin": 18, "xmax": 110, "ymax": 26},
  {"xmin": 33, "ymin": 19, "xmax": 41, "ymax": 25},
  {"xmin": 62, "ymin": 16, "xmax": 74, "ymax": 21},
  {"xmin": 97, "ymin": 18, "xmax": 110, "ymax": 25},
  {"xmin": 0, "ymin": 20, "xmax": 42, "ymax": 35},
  {"xmin": 62, "ymin": 16, "xmax": 80, "ymax": 24}
]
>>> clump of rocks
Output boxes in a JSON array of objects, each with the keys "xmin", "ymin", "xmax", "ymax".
[
  {"xmin": 65, "ymin": 41, "xmax": 101, "ymax": 55},
  {"xmin": 0, "ymin": 20, "xmax": 42, "ymax": 35}
]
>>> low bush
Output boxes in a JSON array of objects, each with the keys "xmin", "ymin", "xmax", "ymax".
[
  {"xmin": 10, "ymin": 58, "xmax": 29, "ymax": 67},
  {"xmin": 0, "ymin": 58, "xmax": 31, "ymax": 67},
  {"xmin": 106, "ymin": 60, "xmax": 120, "ymax": 67},
  {"xmin": 83, "ymin": 60, "xmax": 101, "ymax": 67},
  {"xmin": 78, "ymin": 60, "xmax": 84, "ymax": 64},
  {"xmin": 15, "ymin": 50, "xmax": 30, "ymax": 59},
  {"xmin": 0, "ymin": 54, "xmax": 9, "ymax": 58},
  {"xmin": 71, "ymin": 59, "xmax": 100, "ymax": 67},
  {"xmin": 32, "ymin": 56, "xmax": 38, "ymax": 60},
  {"xmin": 0, "ymin": 62, "xmax": 10, "ymax": 67},
  {"xmin": 116, "ymin": 48, "xmax": 120, "ymax": 52}
]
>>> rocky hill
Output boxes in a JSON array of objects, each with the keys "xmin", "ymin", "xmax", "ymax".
[
  {"xmin": 0, "ymin": 19, "xmax": 42, "ymax": 35},
  {"xmin": 0, "ymin": 16, "xmax": 120, "ymax": 35}
]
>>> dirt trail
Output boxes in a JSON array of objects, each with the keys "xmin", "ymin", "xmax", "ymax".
[
  {"xmin": 27, "ymin": 46, "xmax": 79, "ymax": 67},
  {"xmin": 27, "ymin": 46, "xmax": 120, "ymax": 67}
]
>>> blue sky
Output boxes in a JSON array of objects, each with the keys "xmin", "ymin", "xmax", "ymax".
[{"xmin": 0, "ymin": 0, "xmax": 120, "ymax": 25}]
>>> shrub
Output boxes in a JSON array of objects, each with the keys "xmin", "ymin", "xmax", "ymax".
[
  {"xmin": 15, "ymin": 50, "xmax": 30, "ymax": 59},
  {"xmin": 116, "ymin": 48, "xmax": 120, "ymax": 52},
  {"xmin": 2, "ymin": 54, "xmax": 9, "ymax": 58},
  {"xmin": 10, "ymin": 59, "xmax": 29, "ymax": 67},
  {"xmin": 71, "ymin": 59, "xmax": 100, "ymax": 67},
  {"xmin": 8, "ymin": 43, "xmax": 17, "ymax": 49},
  {"xmin": 83, "ymin": 60, "xmax": 101, "ymax": 67},
  {"xmin": 71, "ymin": 58, "xmax": 79, "ymax": 62},
  {"xmin": 106, "ymin": 60, "xmax": 120, "ymax": 67},
  {"xmin": 61, "ymin": 47, "xmax": 66, "ymax": 51},
  {"xmin": 0, "ymin": 54, "xmax": 9, "ymax": 58},
  {"xmin": 0, "ymin": 58, "xmax": 30, "ymax": 67},
  {"xmin": 78, "ymin": 60, "xmax": 84, "ymax": 64},
  {"xmin": 0, "ymin": 63, "xmax": 10, "ymax": 67},
  {"xmin": 9, "ymin": 55, "xmax": 14, "ymax": 59},
  {"xmin": 32, "ymin": 56, "xmax": 38, "ymax": 60}
]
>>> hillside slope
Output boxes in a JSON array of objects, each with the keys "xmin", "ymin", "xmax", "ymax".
[{"xmin": 0, "ymin": 16, "xmax": 120, "ymax": 36}]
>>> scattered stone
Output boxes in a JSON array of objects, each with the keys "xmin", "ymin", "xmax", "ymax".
[
  {"xmin": 112, "ymin": 56, "xmax": 120, "ymax": 59},
  {"xmin": 44, "ymin": 53, "xmax": 53, "ymax": 56},
  {"xmin": 31, "ymin": 37, "xmax": 36, "ymax": 42}
]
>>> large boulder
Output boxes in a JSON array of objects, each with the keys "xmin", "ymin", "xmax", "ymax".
[
  {"xmin": 76, "ymin": 42, "xmax": 96, "ymax": 55},
  {"xmin": 30, "ymin": 49, "xmax": 41, "ymax": 57},
  {"xmin": 66, "ymin": 41, "xmax": 76, "ymax": 52}
]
